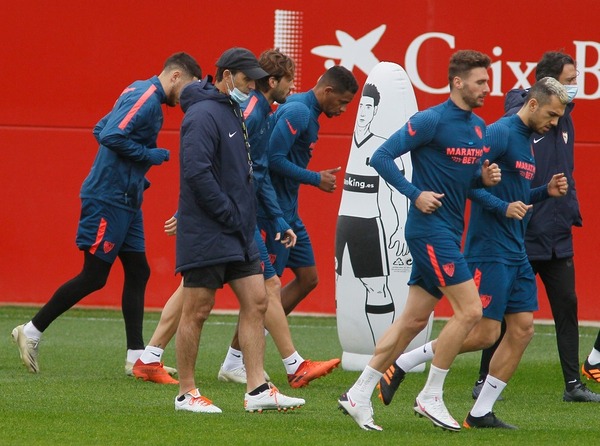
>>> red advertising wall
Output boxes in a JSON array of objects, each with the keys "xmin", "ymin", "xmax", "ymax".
[{"xmin": 1, "ymin": 1, "xmax": 599, "ymax": 321}]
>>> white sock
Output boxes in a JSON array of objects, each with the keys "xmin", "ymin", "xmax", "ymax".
[
  {"xmin": 126, "ymin": 349, "xmax": 144, "ymax": 364},
  {"xmin": 283, "ymin": 351, "xmax": 305, "ymax": 374},
  {"xmin": 348, "ymin": 365, "xmax": 383, "ymax": 404},
  {"xmin": 421, "ymin": 364, "xmax": 448, "ymax": 396},
  {"xmin": 139, "ymin": 346, "xmax": 164, "ymax": 364},
  {"xmin": 397, "ymin": 341, "xmax": 434, "ymax": 372},
  {"xmin": 588, "ymin": 348, "xmax": 600, "ymax": 365},
  {"xmin": 222, "ymin": 347, "xmax": 244, "ymax": 371},
  {"xmin": 23, "ymin": 321, "xmax": 42, "ymax": 341},
  {"xmin": 470, "ymin": 375, "xmax": 506, "ymax": 417}
]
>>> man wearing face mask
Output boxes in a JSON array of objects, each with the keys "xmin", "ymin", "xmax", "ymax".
[
  {"xmin": 173, "ymin": 47, "xmax": 305, "ymax": 413},
  {"xmin": 471, "ymin": 51, "xmax": 600, "ymax": 402}
]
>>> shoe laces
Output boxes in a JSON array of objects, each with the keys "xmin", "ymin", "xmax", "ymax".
[
  {"xmin": 422, "ymin": 394, "xmax": 447, "ymax": 412},
  {"xmin": 190, "ymin": 395, "xmax": 214, "ymax": 407},
  {"xmin": 267, "ymin": 383, "xmax": 280, "ymax": 404}
]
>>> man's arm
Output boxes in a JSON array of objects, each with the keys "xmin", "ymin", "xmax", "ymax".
[
  {"xmin": 268, "ymin": 104, "xmax": 321, "ymax": 186},
  {"xmin": 371, "ymin": 111, "xmax": 438, "ymax": 203},
  {"xmin": 97, "ymin": 87, "xmax": 169, "ymax": 165}
]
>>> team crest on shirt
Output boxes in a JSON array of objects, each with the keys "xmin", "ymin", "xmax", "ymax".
[
  {"xmin": 103, "ymin": 241, "xmax": 115, "ymax": 254},
  {"xmin": 563, "ymin": 131, "xmax": 568, "ymax": 144},
  {"xmin": 269, "ymin": 253, "xmax": 277, "ymax": 265},
  {"xmin": 442, "ymin": 262, "xmax": 455, "ymax": 277},
  {"xmin": 480, "ymin": 294, "xmax": 492, "ymax": 308},
  {"xmin": 474, "ymin": 126, "xmax": 483, "ymax": 139}
]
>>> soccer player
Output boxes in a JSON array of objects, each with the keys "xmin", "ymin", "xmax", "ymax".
[
  {"xmin": 377, "ymin": 77, "xmax": 570, "ymax": 429},
  {"xmin": 337, "ymin": 50, "xmax": 499, "ymax": 432},
  {"xmin": 471, "ymin": 51, "xmax": 600, "ymax": 403},
  {"xmin": 173, "ymin": 47, "xmax": 304, "ymax": 413},
  {"xmin": 11, "ymin": 53, "xmax": 201, "ymax": 375},
  {"xmin": 263, "ymin": 66, "xmax": 358, "ymax": 317}
]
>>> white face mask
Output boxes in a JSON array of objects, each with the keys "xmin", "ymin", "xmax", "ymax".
[
  {"xmin": 565, "ymin": 84, "xmax": 578, "ymax": 102},
  {"xmin": 228, "ymin": 75, "xmax": 249, "ymax": 104}
]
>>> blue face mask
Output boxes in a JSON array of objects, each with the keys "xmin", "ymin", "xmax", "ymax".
[
  {"xmin": 228, "ymin": 77, "xmax": 249, "ymax": 104},
  {"xmin": 565, "ymin": 85, "xmax": 578, "ymax": 102}
]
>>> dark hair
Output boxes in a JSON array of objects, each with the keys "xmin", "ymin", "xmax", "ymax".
[
  {"xmin": 163, "ymin": 52, "xmax": 202, "ymax": 79},
  {"xmin": 362, "ymin": 83, "xmax": 380, "ymax": 106},
  {"xmin": 317, "ymin": 65, "xmax": 359, "ymax": 94},
  {"xmin": 535, "ymin": 51, "xmax": 575, "ymax": 81},
  {"xmin": 215, "ymin": 67, "xmax": 239, "ymax": 83},
  {"xmin": 448, "ymin": 50, "xmax": 491, "ymax": 87},
  {"xmin": 255, "ymin": 49, "xmax": 295, "ymax": 92}
]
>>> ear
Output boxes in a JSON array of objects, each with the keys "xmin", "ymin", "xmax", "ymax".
[
  {"xmin": 268, "ymin": 76, "xmax": 278, "ymax": 88},
  {"xmin": 528, "ymin": 98, "xmax": 539, "ymax": 112},
  {"xmin": 453, "ymin": 76, "xmax": 462, "ymax": 90},
  {"xmin": 170, "ymin": 70, "xmax": 182, "ymax": 83},
  {"xmin": 373, "ymin": 105, "xmax": 379, "ymax": 116}
]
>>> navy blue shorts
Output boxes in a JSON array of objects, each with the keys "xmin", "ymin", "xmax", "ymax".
[
  {"xmin": 76, "ymin": 198, "xmax": 144, "ymax": 264},
  {"xmin": 470, "ymin": 261, "xmax": 538, "ymax": 321},
  {"xmin": 407, "ymin": 235, "xmax": 473, "ymax": 299},
  {"xmin": 255, "ymin": 226, "xmax": 277, "ymax": 280},
  {"xmin": 182, "ymin": 258, "xmax": 263, "ymax": 289},
  {"xmin": 258, "ymin": 216, "xmax": 315, "ymax": 276}
]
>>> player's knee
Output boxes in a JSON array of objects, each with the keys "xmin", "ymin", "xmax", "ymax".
[
  {"xmin": 480, "ymin": 331, "xmax": 500, "ymax": 349},
  {"xmin": 189, "ymin": 303, "xmax": 213, "ymax": 324},
  {"xmin": 518, "ymin": 323, "xmax": 535, "ymax": 343},
  {"xmin": 265, "ymin": 276, "xmax": 282, "ymax": 295},
  {"xmin": 403, "ymin": 314, "xmax": 430, "ymax": 335},
  {"xmin": 301, "ymin": 273, "xmax": 319, "ymax": 292},
  {"xmin": 129, "ymin": 259, "xmax": 150, "ymax": 284},
  {"xmin": 458, "ymin": 305, "xmax": 483, "ymax": 327},
  {"xmin": 78, "ymin": 268, "xmax": 109, "ymax": 292},
  {"xmin": 254, "ymin": 293, "xmax": 268, "ymax": 315}
]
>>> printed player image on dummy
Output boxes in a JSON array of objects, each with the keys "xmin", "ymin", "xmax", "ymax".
[{"xmin": 335, "ymin": 62, "xmax": 433, "ymax": 371}]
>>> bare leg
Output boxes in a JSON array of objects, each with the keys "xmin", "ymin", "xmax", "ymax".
[
  {"xmin": 488, "ymin": 312, "xmax": 534, "ymax": 382},
  {"xmin": 281, "ymin": 266, "xmax": 318, "ymax": 314},
  {"xmin": 430, "ymin": 280, "xmax": 482, "ymax": 370},
  {"xmin": 176, "ymin": 286, "xmax": 215, "ymax": 395},
  {"xmin": 229, "ymin": 274, "xmax": 269, "ymax": 392},
  {"xmin": 230, "ymin": 275, "xmax": 295, "ymax": 358},
  {"xmin": 368, "ymin": 285, "xmax": 438, "ymax": 372},
  {"xmin": 148, "ymin": 280, "xmax": 184, "ymax": 348}
]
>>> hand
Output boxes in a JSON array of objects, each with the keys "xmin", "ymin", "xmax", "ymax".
[
  {"xmin": 164, "ymin": 216, "xmax": 177, "ymax": 236},
  {"xmin": 414, "ymin": 191, "xmax": 445, "ymax": 214},
  {"xmin": 481, "ymin": 159, "xmax": 501, "ymax": 186},
  {"xmin": 547, "ymin": 173, "xmax": 568, "ymax": 197},
  {"xmin": 318, "ymin": 167, "xmax": 341, "ymax": 193},
  {"xmin": 148, "ymin": 148, "xmax": 170, "ymax": 165},
  {"xmin": 277, "ymin": 228, "xmax": 297, "ymax": 248},
  {"xmin": 505, "ymin": 201, "xmax": 532, "ymax": 220}
]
